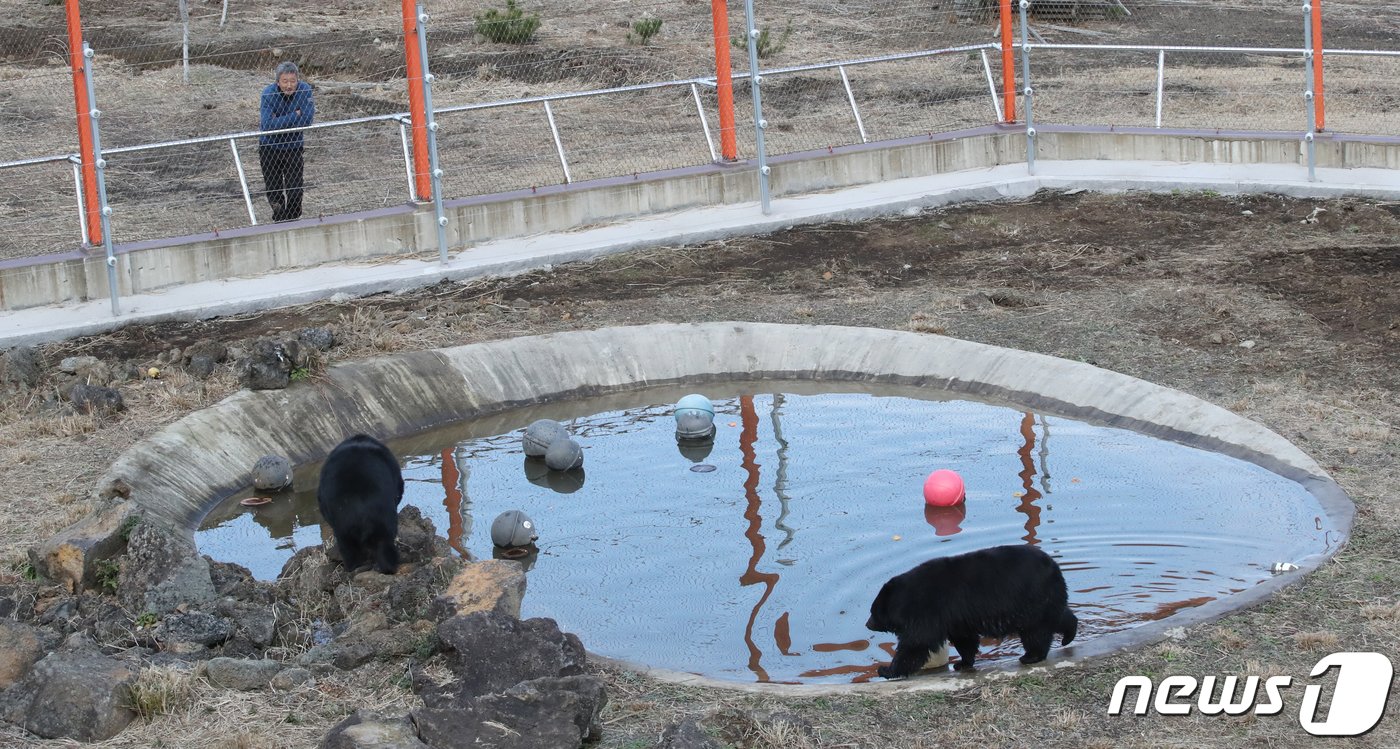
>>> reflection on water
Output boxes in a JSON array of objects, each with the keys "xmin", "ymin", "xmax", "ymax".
[{"xmin": 197, "ymin": 385, "xmax": 1334, "ymax": 684}]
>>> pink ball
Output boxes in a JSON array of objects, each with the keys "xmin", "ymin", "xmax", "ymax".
[{"xmin": 923, "ymin": 469, "xmax": 966, "ymax": 507}]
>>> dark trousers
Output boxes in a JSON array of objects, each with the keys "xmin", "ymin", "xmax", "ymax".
[{"xmin": 258, "ymin": 146, "xmax": 304, "ymax": 222}]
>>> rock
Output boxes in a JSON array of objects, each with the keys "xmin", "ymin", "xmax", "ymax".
[
  {"xmin": 252, "ymin": 454, "xmax": 294, "ymax": 491},
  {"xmin": 68, "ymin": 383, "xmax": 125, "ymax": 415},
  {"xmin": 271, "ymin": 666, "xmax": 315, "ymax": 691},
  {"xmin": 423, "ymin": 612, "xmax": 586, "ymax": 705},
  {"xmin": 1239, "ymin": 339, "xmax": 1257, "ymax": 349},
  {"xmin": 386, "ymin": 557, "xmax": 461, "ymax": 623},
  {"xmin": 429, "ymin": 560, "xmax": 527, "ymax": 622},
  {"xmin": 320, "ymin": 710, "xmax": 428, "ymax": 749},
  {"xmin": 59, "ymin": 355, "xmax": 111, "ymax": 385},
  {"xmin": 279, "ymin": 546, "xmax": 349, "ymax": 610},
  {"xmin": 154, "ymin": 611, "xmax": 234, "ymax": 654},
  {"xmin": 0, "ymin": 621, "xmax": 43, "ymax": 689},
  {"xmin": 1, "ymin": 346, "xmax": 43, "ymax": 389},
  {"xmin": 216, "ymin": 599, "xmax": 279, "ymax": 647},
  {"xmin": 0, "ymin": 652, "xmax": 138, "ymax": 741},
  {"xmin": 237, "ymin": 339, "xmax": 293, "ymax": 390},
  {"xmin": 29, "ymin": 500, "xmax": 141, "ymax": 592},
  {"xmin": 187, "ymin": 355, "xmax": 218, "ymax": 379},
  {"xmin": 657, "ymin": 719, "xmax": 725, "ymax": 749},
  {"xmin": 331, "ymin": 623, "xmax": 428, "ymax": 671},
  {"xmin": 412, "ymin": 675, "xmax": 607, "ymax": 749},
  {"xmin": 209, "ymin": 559, "xmax": 276, "ymax": 603},
  {"xmin": 396, "ymin": 505, "xmax": 451, "ymax": 565},
  {"xmin": 299, "ymin": 327, "xmax": 337, "ymax": 351},
  {"xmin": 183, "ymin": 339, "xmax": 228, "ymax": 364},
  {"xmin": 204, "ymin": 656, "xmax": 283, "ymax": 690},
  {"xmin": 117, "ymin": 523, "xmax": 217, "ymax": 615}
]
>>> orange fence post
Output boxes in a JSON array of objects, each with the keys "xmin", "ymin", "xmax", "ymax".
[
  {"xmin": 65, "ymin": 0, "xmax": 101, "ymax": 246},
  {"xmin": 711, "ymin": 0, "xmax": 738, "ymax": 161},
  {"xmin": 1311, "ymin": 0, "xmax": 1325, "ymax": 131},
  {"xmin": 402, "ymin": 0, "xmax": 433, "ymax": 201},
  {"xmin": 1000, "ymin": 0, "xmax": 1017, "ymax": 123}
]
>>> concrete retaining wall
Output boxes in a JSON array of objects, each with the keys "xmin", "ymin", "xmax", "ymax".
[{"xmin": 4, "ymin": 127, "xmax": 1396, "ymax": 312}]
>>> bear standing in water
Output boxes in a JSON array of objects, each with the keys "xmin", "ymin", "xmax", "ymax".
[
  {"xmin": 866, "ymin": 544, "xmax": 1077, "ymax": 677},
  {"xmin": 317, "ymin": 434, "xmax": 404, "ymax": 574}
]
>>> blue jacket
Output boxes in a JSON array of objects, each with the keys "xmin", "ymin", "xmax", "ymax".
[{"xmin": 259, "ymin": 81, "xmax": 315, "ymax": 149}]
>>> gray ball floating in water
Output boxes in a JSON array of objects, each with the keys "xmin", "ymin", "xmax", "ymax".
[
  {"xmin": 251, "ymin": 454, "xmax": 293, "ymax": 491},
  {"xmin": 544, "ymin": 437, "xmax": 584, "ymax": 471},
  {"xmin": 522, "ymin": 419, "xmax": 567, "ymax": 457},
  {"xmin": 491, "ymin": 509, "xmax": 539, "ymax": 548}
]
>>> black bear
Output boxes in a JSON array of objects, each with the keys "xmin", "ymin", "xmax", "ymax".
[
  {"xmin": 316, "ymin": 434, "xmax": 405, "ymax": 574},
  {"xmin": 866, "ymin": 544, "xmax": 1077, "ymax": 677}
]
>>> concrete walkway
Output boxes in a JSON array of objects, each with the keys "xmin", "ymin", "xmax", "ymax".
[{"xmin": 3, "ymin": 159, "xmax": 1397, "ymax": 348}]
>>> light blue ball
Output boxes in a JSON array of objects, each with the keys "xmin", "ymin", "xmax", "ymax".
[
  {"xmin": 674, "ymin": 394, "xmax": 715, "ymax": 418},
  {"xmin": 674, "ymin": 394, "xmax": 716, "ymax": 439}
]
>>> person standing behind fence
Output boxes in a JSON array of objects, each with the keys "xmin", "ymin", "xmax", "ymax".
[{"xmin": 258, "ymin": 62, "xmax": 315, "ymax": 222}]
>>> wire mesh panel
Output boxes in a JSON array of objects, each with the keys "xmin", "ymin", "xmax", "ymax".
[
  {"xmin": 1025, "ymin": 48, "xmax": 1158, "ymax": 128},
  {"xmin": 1316, "ymin": 0, "xmax": 1400, "ymax": 136},
  {"xmin": 545, "ymin": 87, "xmax": 716, "ymax": 182},
  {"xmin": 0, "ymin": 160, "xmax": 79, "ymax": 261},
  {"xmin": 434, "ymin": 106, "xmax": 574, "ymax": 196},
  {"xmin": 839, "ymin": 53, "xmax": 1003, "ymax": 143},
  {"xmin": 1322, "ymin": 53, "xmax": 1400, "ymax": 136}
]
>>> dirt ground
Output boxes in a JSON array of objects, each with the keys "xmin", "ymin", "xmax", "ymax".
[{"xmin": 0, "ymin": 188, "xmax": 1397, "ymax": 747}]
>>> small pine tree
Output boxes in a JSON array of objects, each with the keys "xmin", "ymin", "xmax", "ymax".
[
  {"xmin": 628, "ymin": 17, "xmax": 663, "ymax": 46},
  {"xmin": 476, "ymin": 0, "xmax": 541, "ymax": 45}
]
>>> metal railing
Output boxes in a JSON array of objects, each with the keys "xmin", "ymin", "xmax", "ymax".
[{"xmin": 1, "ymin": 38, "xmax": 1397, "ymax": 277}]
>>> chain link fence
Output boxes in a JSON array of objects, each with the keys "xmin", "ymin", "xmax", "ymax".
[{"xmin": 0, "ymin": 0, "xmax": 1397, "ymax": 268}]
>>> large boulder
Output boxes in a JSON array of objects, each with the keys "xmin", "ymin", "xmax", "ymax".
[
  {"xmin": 29, "ymin": 499, "xmax": 141, "ymax": 593},
  {"xmin": 428, "ymin": 560, "xmax": 526, "ymax": 621},
  {"xmin": 0, "ymin": 652, "xmax": 138, "ymax": 741},
  {"xmin": 117, "ymin": 523, "xmax": 217, "ymax": 615},
  {"xmin": 412, "ymin": 675, "xmax": 607, "ymax": 749},
  {"xmin": 421, "ymin": 612, "xmax": 586, "ymax": 706}
]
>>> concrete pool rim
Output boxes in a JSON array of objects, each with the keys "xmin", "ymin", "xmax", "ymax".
[{"xmin": 97, "ymin": 322, "xmax": 1353, "ymax": 695}]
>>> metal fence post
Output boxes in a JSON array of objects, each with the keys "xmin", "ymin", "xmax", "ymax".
[
  {"xmin": 415, "ymin": 4, "xmax": 450, "ymax": 264},
  {"xmin": 81, "ymin": 43, "xmax": 120, "ymax": 316},
  {"xmin": 1019, "ymin": 0, "xmax": 1036, "ymax": 175},
  {"xmin": 1302, "ymin": 0, "xmax": 1318, "ymax": 182},
  {"xmin": 741, "ymin": 0, "xmax": 771, "ymax": 215},
  {"xmin": 229, "ymin": 138, "xmax": 257, "ymax": 225}
]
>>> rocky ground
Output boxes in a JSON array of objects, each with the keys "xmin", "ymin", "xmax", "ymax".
[{"xmin": 0, "ymin": 189, "xmax": 1397, "ymax": 747}]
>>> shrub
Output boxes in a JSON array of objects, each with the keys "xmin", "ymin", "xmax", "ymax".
[
  {"xmin": 731, "ymin": 21, "xmax": 792, "ymax": 60},
  {"xmin": 476, "ymin": 0, "xmax": 540, "ymax": 45},
  {"xmin": 95, "ymin": 559, "xmax": 120, "ymax": 593},
  {"xmin": 628, "ymin": 17, "xmax": 663, "ymax": 46}
]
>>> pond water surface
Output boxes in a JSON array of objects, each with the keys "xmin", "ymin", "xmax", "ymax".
[{"xmin": 198, "ymin": 384, "xmax": 1336, "ymax": 684}]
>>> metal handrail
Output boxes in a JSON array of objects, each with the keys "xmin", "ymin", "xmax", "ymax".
[{"xmin": 4, "ymin": 42, "xmax": 1398, "ymax": 172}]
